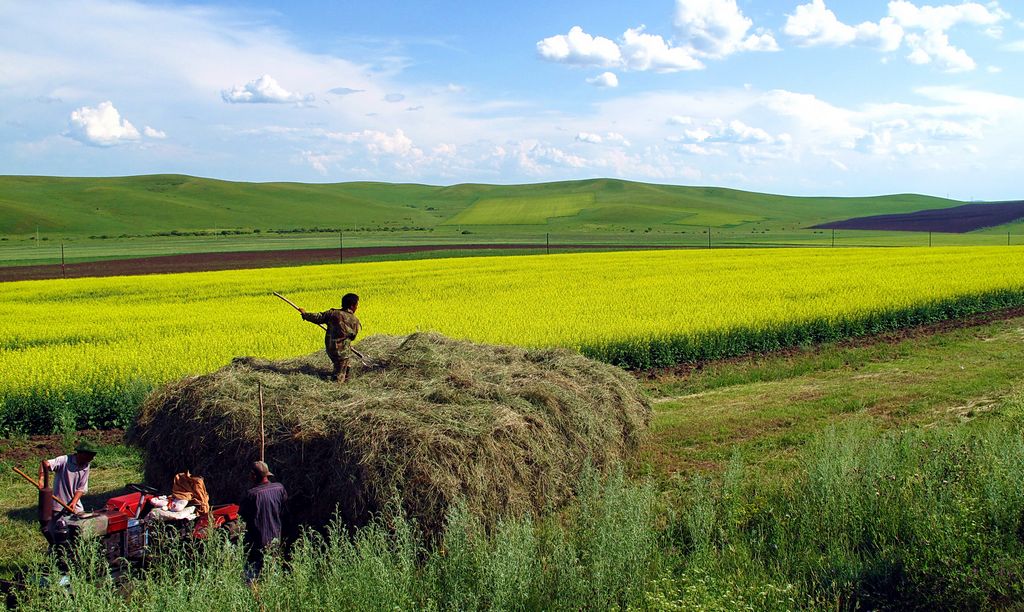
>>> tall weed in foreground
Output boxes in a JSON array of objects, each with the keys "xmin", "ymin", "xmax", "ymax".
[
  {"xmin": 17, "ymin": 470, "xmax": 661, "ymax": 611},
  {"xmin": 666, "ymin": 421, "xmax": 1024, "ymax": 610}
]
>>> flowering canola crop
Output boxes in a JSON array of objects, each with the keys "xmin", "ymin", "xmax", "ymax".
[{"xmin": 2, "ymin": 246, "xmax": 1024, "ymax": 433}]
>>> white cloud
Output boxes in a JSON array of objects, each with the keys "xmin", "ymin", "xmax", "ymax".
[
  {"xmin": 684, "ymin": 127, "xmax": 713, "ymax": 142},
  {"xmin": 671, "ymin": 117, "xmax": 783, "ymax": 146},
  {"xmin": 784, "ymin": 0, "xmax": 903, "ymax": 51},
  {"xmin": 575, "ymin": 131, "xmax": 631, "ymax": 146},
  {"xmin": 536, "ymin": 0, "xmax": 776, "ymax": 75},
  {"xmin": 143, "ymin": 126, "xmax": 166, "ymax": 139},
  {"xmin": 329, "ymin": 128, "xmax": 419, "ymax": 157},
  {"xmin": 536, "ymin": 26, "xmax": 622, "ymax": 67},
  {"xmin": 605, "ymin": 132, "xmax": 631, "ymax": 146},
  {"xmin": 716, "ymin": 119, "xmax": 776, "ymax": 144},
  {"xmin": 905, "ymin": 30, "xmax": 975, "ymax": 72},
  {"xmin": 586, "ymin": 72, "xmax": 619, "ymax": 88},
  {"xmin": 673, "ymin": 0, "xmax": 779, "ymax": 58},
  {"xmin": 887, "ymin": 0, "xmax": 1007, "ymax": 32},
  {"xmin": 432, "ymin": 143, "xmax": 457, "ymax": 156},
  {"xmin": 919, "ymin": 119, "xmax": 979, "ymax": 140},
  {"xmin": 677, "ymin": 143, "xmax": 722, "ymax": 155},
  {"xmin": 785, "ymin": 0, "xmax": 1008, "ymax": 72},
  {"xmin": 621, "ymin": 27, "xmax": 704, "ymax": 72},
  {"xmin": 668, "ymin": 115, "xmax": 694, "ymax": 126},
  {"xmin": 66, "ymin": 101, "xmax": 140, "ymax": 146},
  {"xmin": 221, "ymin": 74, "xmax": 313, "ymax": 104}
]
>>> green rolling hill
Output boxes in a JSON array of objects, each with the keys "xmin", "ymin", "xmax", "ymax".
[{"xmin": 0, "ymin": 174, "xmax": 969, "ymax": 238}]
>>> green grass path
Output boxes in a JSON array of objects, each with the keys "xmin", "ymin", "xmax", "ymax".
[{"xmin": 644, "ymin": 314, "xmax": 1024, "ymax": 477}]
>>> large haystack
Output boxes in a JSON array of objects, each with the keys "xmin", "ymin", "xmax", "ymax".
[{"xmin": 129, "ymin": 333, "xmax": 650, "ymax": 532}]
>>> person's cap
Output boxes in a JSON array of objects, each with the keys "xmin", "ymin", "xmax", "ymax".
[
  {"xmin": 252, "ymin": 460, "xmax": 274, "ymax": 478},
  {"xmin": 75, "ymin": 440, "xmax": 100, "ymax": 455}
]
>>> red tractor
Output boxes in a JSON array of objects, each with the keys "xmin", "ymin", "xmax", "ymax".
[
  {"xmin": 12, "ymin": 467, "xmax": 241, "ymax": 574},
  {"xmin": 48, "ymin": 483, "xmax": 242, "ymax": 572}
]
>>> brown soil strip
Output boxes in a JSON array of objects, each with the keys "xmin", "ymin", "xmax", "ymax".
[
  {"xmin": 0, "ymin": 430, "xmax": 125, "ymax": 465},
  {"xmin": 0, "ymin": 243, "xmax": 681, "ymax": 282}
]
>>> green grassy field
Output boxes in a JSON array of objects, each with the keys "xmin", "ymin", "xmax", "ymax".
[
  {"xmin": 4, "ymin": 174, "xmax": 1021, "ymax": 267},
  {"xmin": 3, "ymin": 313, "xmax": 1023, "ymax": 608},
  {"xmin": 0, "ymin": 174, "xmax": 963, "ymax": 237}
]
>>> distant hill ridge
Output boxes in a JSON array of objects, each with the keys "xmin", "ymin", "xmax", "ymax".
[{"xmin": 0, "ymin": 174, "xmax": 965, "ymax": 236}]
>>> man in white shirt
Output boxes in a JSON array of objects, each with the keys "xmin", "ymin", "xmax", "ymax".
[{"xmin": 38, "ymin": 440, "xmax": 97, "ymax": 515}]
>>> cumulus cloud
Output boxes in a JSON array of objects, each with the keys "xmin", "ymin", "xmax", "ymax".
[
  {"xmin": 221, "ymin": 74, "xmax": 313, "ymax": 104},
  {"xmin": 905, "ymin": 30, "xmax": 976, "ymax": 71},
  {"xmin": 621, "ymin": 27, "xmax": 704, "ymax": 71},
  {"xmin": 329, "ymin": 128, "xmax": 419, "ymax": 157},
  {"xmin": 536, "ymin": 26, "xmax": 622, "ymax": 67},
  {"xmin": 784, "ymin": 0, "xmax": 903, "ymax": 51},
  {"xmin": 785, "ymin": 0, "xmax": 1008, "ymax": 72},
  {"xmin": 887, "ymin": 0, "xmax": 1007, "ymax": 31},
  {"xmin": 143, "ymin": 126, "xmax": 166, "ymax": 139},
  {"xmin": 66, "ymin": 101, "xmax": 141, "ymax": 146},
  {"xmin": 671, "ymin": 117, "xmax": 784, "ymax": 146},
  {"xmin": 575, "ymin": 131, "xmax": 631, "ymax": 146},
  {"xmin": 586, "ymin": 72, "xmax": 619, "ymax": 87},
  {"xmin": 536, "ymin": 1, "xmax": 776, "ymax": 77},
  {"xmin": 673, "ymin": 0, "xmax": 779, "ymax": 58}
]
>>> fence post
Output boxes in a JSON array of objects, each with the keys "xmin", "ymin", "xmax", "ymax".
[
  {"xmin": 929, "ymin": 231, "xmax": 932, "ymax": 247},
  {"xmin": 708, "ymin": 227, "xmax": 712, "ymax": 250},
  {"xmin": 546, "ymin": 233, "xmax": 549, "ymax": 255},
  {"xmin": 339, "ymin": 232, "xmax": 343, "ymax": 264},
  {"xmin": 61, "ymin": 242, "xmax": 66, "ymax": 279},
  {"xmin": 832, "ymin": 229, "xmax": 835, "ymax": 248}
]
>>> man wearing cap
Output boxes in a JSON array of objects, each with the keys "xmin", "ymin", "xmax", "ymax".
[
  {"xmin": 239, "ymin": 461, "xmax": 288, "ymax": 580},
  {"xmin": 38, "ymin": 441, "xmax": 98, "ymax": 515},
  {"xmin": 38, "ymin": 441, "xmax": 97, "ymax": 545}
]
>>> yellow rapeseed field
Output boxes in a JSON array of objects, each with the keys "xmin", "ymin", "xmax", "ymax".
[{"xmin": 2, "ymin": 246, "xmax": 1024, "ymax": 432}]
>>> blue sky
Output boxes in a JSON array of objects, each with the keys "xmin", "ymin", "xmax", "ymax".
[{"xmin": 2, "ymin": 0, "xmax": 1023, "ymax": 199}]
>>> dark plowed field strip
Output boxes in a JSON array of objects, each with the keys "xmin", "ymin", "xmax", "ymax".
[
  {"xmin": 0, "ymin": 243, "xmax": 677, "ymax": 282},
  {"xmin": 811, "ymin": 200, "xmax": 1024, "ymax": 233}
]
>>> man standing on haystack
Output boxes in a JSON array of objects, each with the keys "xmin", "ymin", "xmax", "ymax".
[{"xmin": 298, "ymin": 292, "xmax": 361, "ymax": 382}]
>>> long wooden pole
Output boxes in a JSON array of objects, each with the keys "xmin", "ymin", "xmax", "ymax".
[
  {"xmin": 273, "ymin": 292, "xmax": 327, "ymax": 331},
  {"xmin": 258, "ymin": 382, "xmax": 265, "ymax": 463},
  {"xmin": 12, "ymin": 467, "xmax": 76, "ymax": 514}
]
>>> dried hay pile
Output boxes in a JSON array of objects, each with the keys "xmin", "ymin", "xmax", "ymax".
[{"xmin": 129, "ymin": 332, "xmax": 651, "ymax": 532}]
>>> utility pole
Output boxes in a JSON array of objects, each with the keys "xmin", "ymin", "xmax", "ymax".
[
  {"xmin": 339, "ymin": 232, "xmax": 343, "ymax": 264},
  {"xmin": 928, "ymin": 231, "xmax": 932, "ymax": 247},
  {"xmin": 546, "ymin": 233, "xmax": 550, "ymax": 255},
  {"xmin": 61, "ymin": 242, "xmax": 66, "ymax": 278},
  {"xmin": 832, "ymin": 229, "xmax": 835, "ymax": 248},
  {"xmin": 708, "ymin": 227, "xmax": 712, "ymax": 249}
]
